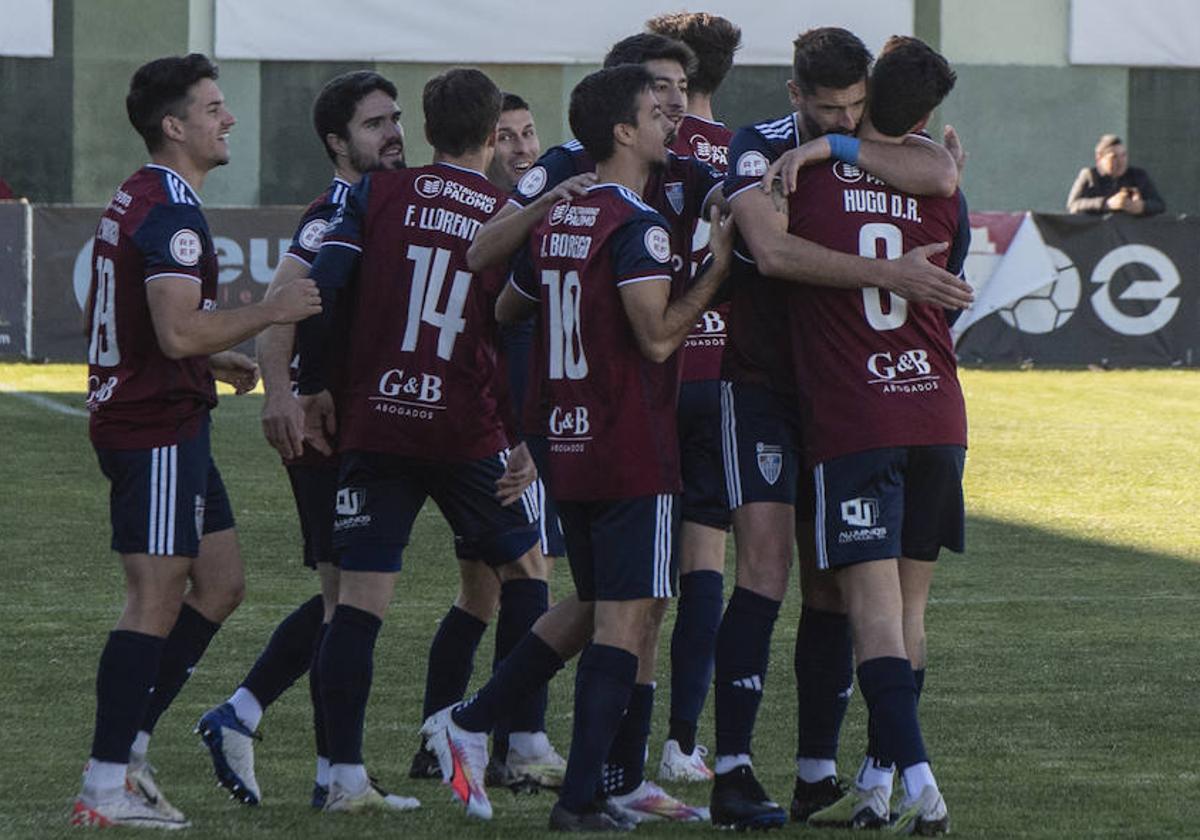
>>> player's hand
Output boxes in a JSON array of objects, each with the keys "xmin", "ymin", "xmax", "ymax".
[
  {"xmin": 495, "ymin": 441, "xmax": 538, "ymax": 506},
  {"xmin": 546, "ymin": 172, "xmax": 598, "ymax": 203},
  {"xmin": 261, "ymin": 388, "xmax": 305, "ymax": 459},
  {"xmin": 1106, "ymin": 190, "xmax": 1128, "ymax": 211},
  {"xmin": 943, "ymin": 125, "xmax": 967, "ymax": 177},
  {"xmin": 705, "ymin": 204, "xmax": 735, "ymax": 268},
  {"xmin": 210, "ymin": 350, "xmax": 260, "ymax": 394},
  {"xmin": 298, "ymin": 389, "xmax": 337, "ymax": 456},
  {"xmin": 881, "ymin": 242, "xmax": 974, "ymax": 310},
  {"xmin": 264, "ymin": 274, "xmax": 322, "ymax": 324},
  {"xmin": 760, "ymin": 138, "xmax": 829, "ymax": 196}
]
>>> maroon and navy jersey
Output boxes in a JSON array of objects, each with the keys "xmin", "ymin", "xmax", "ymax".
[
  {"xmin": 310, "ymin": 162, "xmax": 510, "ymax": 461},
  {"xmin": 86, "ymin": 165, "xmax": 218, "ymax": 449},
  {"xmin": 512, "ymin": 184, "xmax": 681, "ymax": 501},
  {"xmin": 281, "ymin": 176, "xmax": 351, "ymax": 467},
  {"xmin": 786, "ymin": 160, "xmax": 968, "ymax": 465},
  {"xmin": 672, "ymin": 115, "xmax": 733, "ymax": 383},
  {"xmin": 721, "ymin": 113, "xmax": 805, "ymax": 395}
]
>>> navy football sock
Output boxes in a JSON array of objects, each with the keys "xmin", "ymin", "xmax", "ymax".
[
  {"xmin": 602, "ymin": 682, "xmax": 655, "ymax": 796},
  {"xmin": 667, "ymin": 570, "xmax": 722, "ymax": 755},
  {"xmin": 558, "ymin": 644, "xmax": 637, "ymax": 813},
  {"xmin": 857, "ymin": 657, "xmax": 927, "ymax": 772},
  {"xmin": 453, "ymin": 631, "xmax": 564, "ymax": 733},
  {"xmin": 497, "ymin": 579, "xmax": 550, "ymax": 737},
  {"xmin": 309, "ymin": 622, "xmax": 329, "ymax": 760},
  {"xmin": 713, "ymin": 587, "xmax": 781, "ymax": 757},
  {"xmin": 91, "ymin": 631, "xmax": 165, "ymax": 763},
  {"xmin": 318, "ymin": 605, "xmax": 382, "ymax": 765},
  {"xmin": 866, "ymin": 665, "xmax": 927, "ymax": 768},
  {"xmin": 794, "ymin": 606, "xmax": 853, "ymax": 761},
  {"xmin": 140, "ymin": 604, "xmax": 220, "ymax": 734},
  {"xmin": 241, "ymin": 594, "xmax": 324, "ymax": 710},
  {"xmin": 421, "ymin": 606, "xmax": 487, "ymax": 719}
]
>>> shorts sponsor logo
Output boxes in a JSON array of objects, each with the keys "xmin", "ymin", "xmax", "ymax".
[
  {"xmin": 664, "ymin": 182, "xmax": 684, "ymax": 215},
  {"xmin": 644, "ymin": 226, "xmax": 672, "ymax": 263},
  {"xmin": 517, "ymin": 165, "xmax": 547, "ymax": 198},
  {"xmin": 335, "ymin": 487, "xmax": 371, "ymax": 530},
  {"xmin": 736, "ymin": 150, "xmax": 768, "ymax": 177},
  {"xmin": 169, "ymin": 229, "xmax": 202, "ymax": 266},
  {"xmin": 838, "ymin": 497, "xmax": 887, "ymax": 544},
  {"xmin": 297, "ymin": 218, "xmax": 328, "ymax": 251},
  {"xmin": 415, "ymin": 174, "xmax": 444, "ymax": 198},
  {"xmin": 755, "ymin": 442, "xmax": 782, "ymax": 485},
  {"xmin": 832, "ymin": 161, "xmax": 865, "ymax": 184}
]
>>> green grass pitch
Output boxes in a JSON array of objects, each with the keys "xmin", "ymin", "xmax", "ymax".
[{"xmin": 0, "ymin": 364, "xmax": 1197, "ymax": 838}]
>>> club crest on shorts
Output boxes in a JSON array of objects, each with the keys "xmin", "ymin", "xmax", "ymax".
[
  {"xmin": 755, "ymin": 442, "xmax": 782, "ymax": 485},
  {"xmin": 665, "ymin": 181, "xmax": 684, "ymax": 215}
]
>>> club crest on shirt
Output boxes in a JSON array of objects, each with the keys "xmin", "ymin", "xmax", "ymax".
[
  {"xmin": 517, "ymin": 165, "xmax": 548, "ymax": 198},
  {"xmin": 415, "ymin": 174, "xmax": 445, "ymax": 199},
  {"xmin": 665, "ymin": 182, "xmax": 684, "ymax": 215},
  {"xmin": 169, "ymin": 229, "xmax": 201, "ymax": 266},
  {"xmin": 755, "ymin": 442, "xmax": 782, "ymax": 485}
]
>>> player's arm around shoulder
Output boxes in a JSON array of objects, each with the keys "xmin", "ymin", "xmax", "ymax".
[
  {"xmin": 620, "ymin": 208, "xmax": 732, "ymax": 364},
  {"xmin": 857, "ymin": 131, "xmax": 958, "ymax": 197}
]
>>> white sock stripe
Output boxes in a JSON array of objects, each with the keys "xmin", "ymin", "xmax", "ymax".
[
  {"xmin": 719, "ymin": 382, "xmax": 742, "ymax": 508},
  {"xmin": 166, "ymin": 445, "xmax": 177, "ymax": 555},
  {"xmin": 813, "ymin": 464, "xmax": 828, "ymax": 570},
  {"xmin": 148, "ymin": 447, "xmax": 160, "ymax": 554}
]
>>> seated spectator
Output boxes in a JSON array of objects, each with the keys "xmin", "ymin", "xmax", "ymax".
[{"xmin": 1067, "ymin": 134, "xmax": 1164, "ymax": 216}]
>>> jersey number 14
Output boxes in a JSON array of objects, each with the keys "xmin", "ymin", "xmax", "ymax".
[{"xmin": 404, "ymin": 245, "xmax": 471, "ymax": 361}]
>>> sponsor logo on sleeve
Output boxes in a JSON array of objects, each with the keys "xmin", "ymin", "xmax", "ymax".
[
  {"xmin": 297, "ymin": 219, "xmax": 328, "ymax": 252},
  {"xmin": 736, "ymin": 150, "xmax": 768, "ymax": 178},
  {"xmin": 169, "ymin": 229, "xmax": 202, "ymax": 266},
  {"xmin": 644, "ymin": 226, "xmax": 672, "ymax": 263},
  {"xmin": 517, "ymin": 165, "xmax": 548, "ymax": 198}
]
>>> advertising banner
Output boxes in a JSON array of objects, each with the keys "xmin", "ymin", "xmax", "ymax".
[{"xmin": 957, "ymin": 213, "xmax": 1199, "ymax": 367}]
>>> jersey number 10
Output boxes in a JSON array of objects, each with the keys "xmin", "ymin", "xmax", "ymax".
[{"xmin": 541, "ymin": 269, "xmax": 588, "ymax": 380}]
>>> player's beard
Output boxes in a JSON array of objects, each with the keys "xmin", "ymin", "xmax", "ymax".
[
  {"xmin": 353, "ymin": 140, "xmax": 406, "ymax": 173},
  {"xmin": 798, "ymin": 109, "xmax": 854, "ymax": 143}
]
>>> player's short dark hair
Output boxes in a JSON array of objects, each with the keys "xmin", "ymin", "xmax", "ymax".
[
  {"xmin": 501, "ymin": 92, "xmax": 530, "ymax": 113},
  {"xmin": 312, "ymin": 71, "xmax": 399, "ymax": 163},
  {"xmin": 868, "ymin": 36, "xmax": 956, "ymax": 137},
  {"xmin": 570, "ymin": 64, "xmax": 654, "ymax": 164},
  {"xmin": 603, "ymin": 33, "xmax": 698, "ymax": 79},
  {"xmin": 791, "ymin": 27, "xmax": 872, "ymax": 95},
  {"xmin": 126, "ymin": 53, "xmax": 219, "ymax": 153},
  {"xmin": 645, "ymin": 12, "xmax": 741, "ymax": 95},
  {"xmin": 423, "ymin": 68, "xmax": 502, "ymax": 157}
]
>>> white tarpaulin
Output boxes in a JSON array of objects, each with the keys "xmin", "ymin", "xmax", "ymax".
[
  {"xmin": 1070, "ymin": 0, "xmax": 1200, "ymax": 67},
  {"xmin": 214, "ymin": 0, "xmax": 912, "ymax": 64},
  {"xmin": 0, "ymin": 0, "xmax": 53, "ymax": 57}
]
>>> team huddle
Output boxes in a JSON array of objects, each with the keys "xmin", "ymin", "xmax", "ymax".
[{"xmin": 75, "ymin": 10, "xmax": 974, "ymax": 835}]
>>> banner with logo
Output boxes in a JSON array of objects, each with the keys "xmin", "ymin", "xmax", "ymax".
[
  {"xmin": 0, "ymin": 202, "xmax": 29, "ymax": 356},
  {"xmin": 956, "ymin": 213, "xmax": 1199, "ymax": 367},
  {"xmin": 31, "ymin": 206, "xmax": 303, "ymax": 361}
]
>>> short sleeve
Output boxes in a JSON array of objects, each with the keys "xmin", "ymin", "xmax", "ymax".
[
  {"xmin": 509, "ymin": 239, "xmax": 539, "ymax": 301},
  {"xmin": 133, "ymin": 203, "xmax": 209, "ymax": 283},
  {"xmin": 611, "ymin": 212, "xmax": 674, "ymax": 287},
  {"xmin": 310, "ymin": 176, "xmax": 369, "ymax": 291},
  {"xmin": 510, "ymin": 146, "xmax": 581, "ymax": 207},
  {"xmin": 724, "ymin": 127, "xmax": 776, "ymax": 202},
  {"xmin": 286, "ymin": 198, "xmax": 341, "ymax": 267},
  {"xmin": 946, "ymin": 192, "xmax": 971, "ymax": 278}
]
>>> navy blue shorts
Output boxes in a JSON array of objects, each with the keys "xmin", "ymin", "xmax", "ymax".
[
  {"xmin": 94, "ymin": 419, "xmax": 235, "ymax": 558},
  {"xmin": 678, "ymin": 380, "xmax": 731, "ymax": 530},
  {"xmin": 558, "ymin": 494, "xmax": 680, "ymax": 602},
  {"xmin": 719, "ymin": 381, "xmax": 802, "ymax": 509},
  {"xmin": 813, "ymin": 445, "xmax": 966, "ymax": 569},
  {"xmin": 333, "ymin": 449, "xmax": 540, "ymax": 574},
  {"xmin": 286, "ymin": 461, "xmax": 340, "ymax": 568},
  {"xmin": 524, "ymin": 435, "xmax": 567, "ymax": 558}
]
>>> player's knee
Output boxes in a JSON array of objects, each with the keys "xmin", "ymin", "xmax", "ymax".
[{"xmin": 496, "ymin": 545, "xmax": 548, "ymax": 583}]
